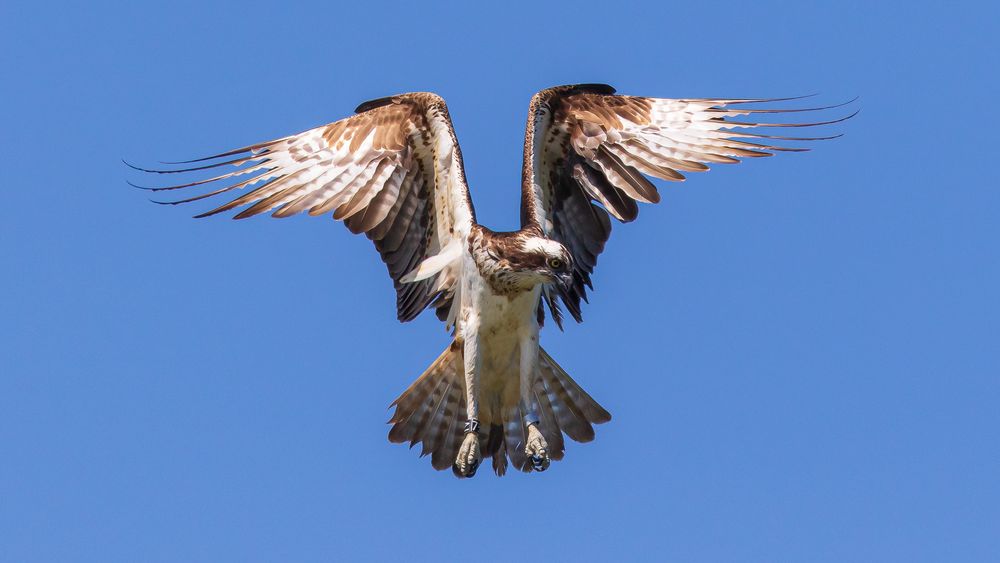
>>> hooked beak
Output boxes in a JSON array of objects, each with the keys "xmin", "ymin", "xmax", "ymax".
[{"xmin": 556, "ymin": 271, "xmax": 574, "ymax": 293}]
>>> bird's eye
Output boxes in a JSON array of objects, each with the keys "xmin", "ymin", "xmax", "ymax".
[{"xmin": 548, "ymin": 258, "xmax": 562, "ymax": 269}]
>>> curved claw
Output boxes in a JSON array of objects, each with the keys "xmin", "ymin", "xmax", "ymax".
[
  {"xmin": 452, "ymin": 432, "xmax": 481, "ymax": 478},
  {"xmin": 524, "ymin": 424, "xmax": 550, "ymax": 473},
  {"xmin": 531, "ymin": 454, "xmax": 550, "ymax": 472},
  {"xmin": 452, "ymin": 456, "xmax": 479, "ymax": 478}
]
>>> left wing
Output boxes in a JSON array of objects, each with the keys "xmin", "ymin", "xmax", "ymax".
[
  {"xmin": 129, "ymin": 93, "xmax": 476, "ymax": 325},
  {"xmin": 520, "ymin": 83, "xmax": 854, "ymax": 326}
]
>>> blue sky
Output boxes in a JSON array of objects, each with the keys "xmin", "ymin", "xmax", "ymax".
[{"xmin": 2, "ymin": 1, "xmax": 997, "ymax": 561}]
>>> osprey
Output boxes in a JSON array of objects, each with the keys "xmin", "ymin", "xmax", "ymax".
[{"xmin": 131, "ymin": 84, "xmax": 851, "ymax": 477}]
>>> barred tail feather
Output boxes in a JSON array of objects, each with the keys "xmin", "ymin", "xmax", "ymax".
[
  {"xmin": 485, "ymin": 424, "xmax": 507, "ymax": 476},
  {"xmin": 504, "ymin": 406, "xmax": 532, "ymax": 472},
  {"xmin": 430, "ymin": 385, "xmax": 465, "ymax": 470},
  {"xmin": 535, "ymin": 347, "xmax": 611, "ymax": 442},
  {"xmin": 534, "ymin": 384, "xmax": 566, "ymax": 461},
  {"xmin": 388, "ymin": 342, "xmax": 611, "ymax": 476},
  {"xmin": 387, "ymin": 341, "xmax": 467, "ymax": 469},
  {"xmin": 498, "ymin": 347, "xmax": 611, "ymax": 473}
]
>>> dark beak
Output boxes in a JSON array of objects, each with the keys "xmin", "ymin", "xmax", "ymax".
[{"xmin": 556, "ymin": 272, "xmax": 574, "ymax": 293}]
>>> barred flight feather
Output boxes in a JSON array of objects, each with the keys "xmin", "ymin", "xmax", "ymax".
[
  {"xmin": 520, "ymin": 84, "xmax": 854, "ymax": 326},
  {"xmin": 133, "ymin": 93, "xmax": 474, "ymax": 324}
]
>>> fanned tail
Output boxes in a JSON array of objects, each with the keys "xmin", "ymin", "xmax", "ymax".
[
  {"xmin": 502, "ymin": 347, "xmax": 611, "ymax": 473},
  {"xmin": 388, "ymin": 342, "xmax": 611, "ymax": 476},
  {"xmin": 387, "ymin": 341, "xmax": 467, "ymax": 470}
]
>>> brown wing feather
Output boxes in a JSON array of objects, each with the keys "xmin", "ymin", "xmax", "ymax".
[
  {"xmin": 134, "ymin": 93, "xmax": 476, "ymax": 324},
  {"xmin": 520, "ymin": 84, "xmax": 854, "ymax": 324}
]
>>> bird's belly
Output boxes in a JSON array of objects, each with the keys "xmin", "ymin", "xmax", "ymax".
[
  {"xmin": 476, "ymin": 289, "xmax": 536, "ymax": 366},
  {"xmin": 471, "ymin": 289, "xmax": 539, "ymax": 417}
]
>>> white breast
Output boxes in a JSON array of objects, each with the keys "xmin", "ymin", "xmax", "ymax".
[{"xmin": 459, "ymin": 253, "xmax": 540, "ymax": 413}]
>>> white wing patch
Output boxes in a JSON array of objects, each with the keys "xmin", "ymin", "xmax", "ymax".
[
  {"xmin": 131, "ymin": 92, "xmax": 477, "ymax": 324},
  {"xmin": 400, "ymin": 239, "xmax": 463, "ymax": 283}
]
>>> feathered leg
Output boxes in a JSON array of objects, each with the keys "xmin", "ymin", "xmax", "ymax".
[
  {"xmin": 520, "ymin": 330, "xmax": 549, "ymax": 472},
  {"xmin": 453, "ymin": 323, "xmax": 482, "ymax": 478}
]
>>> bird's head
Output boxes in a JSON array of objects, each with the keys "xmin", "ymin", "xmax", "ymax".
[{"xmin": 508, "ymin": 235, "xmax": 574, "ymax": 292}]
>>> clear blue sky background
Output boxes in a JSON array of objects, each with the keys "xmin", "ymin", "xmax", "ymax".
[{"xmin": 2, "ymin": 1, "xmax": 997, "ymax": 561}]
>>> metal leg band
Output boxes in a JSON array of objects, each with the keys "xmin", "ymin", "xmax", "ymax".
[{"xmin": 464, "ymin": 418, "xmax": 480, "ymax": 435}]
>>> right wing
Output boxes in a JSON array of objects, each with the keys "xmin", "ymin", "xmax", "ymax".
[
  {"xmin": 129, "ymin": 92, "xmax": 476, "ymax": 325},
  {"xmin": 519, "ymin": 84, "xmax": 855, "ymax": 326}
]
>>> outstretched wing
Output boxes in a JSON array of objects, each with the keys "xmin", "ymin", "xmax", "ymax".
[
  {"xmin": 130, "ymin": 92, "xmax": 476, "ymax": 325},
  {"xmin": 520, "ymin": 83, "xmax": 854, "ymax": 326}
]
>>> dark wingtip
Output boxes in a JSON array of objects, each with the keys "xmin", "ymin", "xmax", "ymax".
[
  {"xmin": 122, "ymin": 159, "xmax": 146, "ymax": 172},
  {"xmin": 728, "ymin": 96, "xmax": 861, "ymax": 115},
  {"xmin": 723, "ymin": 93, "xmax": 820, "ymax": 105},
  {"xmin": 836, "ymin": 108, "xmax": 861, "ymax": 123},
  {"xmin": 725, "ymin": 108, "xmax": 861, "ymax": 129},
  {"xmin": 126, "ymin": 179, "xmax": 156, "ymax": 191},
  {"xmin": 355, "ymin": 95, "xmax": 399, "ymax": 114},
  {"xmin": 544, "ymin": 83, "xmax": 617, "ymax": 98},
  {"xmin": 124, "ymin": 159, "xmax": 177, "ymax": 174},
  {"xmin": 572, "ymin": 83, "xmax": 616, "ymax": 95},
  {"xmin": 124, "ymin": 159, "xmax": 184, "ymax": 174},
  {"xmin": 159, "ymin": 158, "xmax": 210, "ymax": 165},
  {"xmin": 157, "ymin": 141, "xmax": 274, "ymax": 164}
]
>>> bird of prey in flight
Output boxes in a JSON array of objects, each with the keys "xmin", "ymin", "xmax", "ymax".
[{"xmin": 130, "ymin": 84, "xmax": 852, "ymax": 478}]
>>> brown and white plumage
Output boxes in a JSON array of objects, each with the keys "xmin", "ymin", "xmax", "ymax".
[
  {"xmin": 132, "ymin": 84, "xmax": 852, "ymax": 477},
  {"xmin": 132, "ymin": 92, "xmax": 475, "ymax": 324},
  {"xmin": 519, "ymin": 84, "xmax": 854, "ymax": 325}
]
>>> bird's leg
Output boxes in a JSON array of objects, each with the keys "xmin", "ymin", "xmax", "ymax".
[
  {"xmin": 520, "ymin": 332, "xmax": 549, "ymax": 472},
  {"xmin": 453, "ymin": 323, "xmax": 481, "ymax": 478}
]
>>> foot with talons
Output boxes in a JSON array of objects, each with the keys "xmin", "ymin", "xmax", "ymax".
[
  {"xmin": 525, "ymin": 423, "xmax": 550, "ymax": 472},
  {"xmin": 453, "ymin": 432, "xmax": 481, "ymax": 478}
]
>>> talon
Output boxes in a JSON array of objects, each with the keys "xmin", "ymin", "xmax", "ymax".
[
  {"xmin": 452, "ymin": 457, "xmax": 479, "ymax": 478},
  {"xmin": 453, "ymin": 431, "xmax": 481, "ymax": 478},
  {"xmin": 524, "ymin": 423, "xmax": 550, "ymax": 473},
  {"xmin": 531, "ymin": 454, "xmax": 550, "ymax": 472}
]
